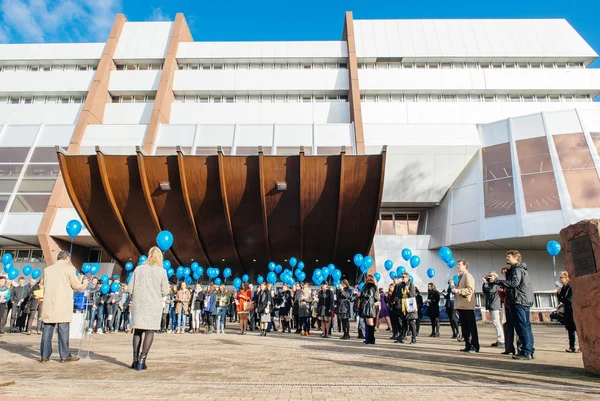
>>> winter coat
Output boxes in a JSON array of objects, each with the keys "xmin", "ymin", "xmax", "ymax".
[
  {"xmin": 40, "ymin": 260, "xmax": 87, "ymax": 323},
  {"xmin": 0, "ymin": 285, "xmax": 11, "ymax": 304},
  {"xmin": 494, "ymin": 263, "xmax": 534, "ymax": 307},
  {"xmin": 317, "ymin": 289, "xmax": 334, "ymax": 317},
  {"xmin": 359, "ymin": 282, "xmax": 378, "ymax": 318},
  {"xmin": 454, "ymin": 271, "xmax": 476, "ymax": 310},
  {"xmin": 26, "ymin": 282, "xmax": 43, "ymax": 313},
  {"xmin": 298, "ymin": 288, "xmax": 312, "ymax": 318},
  {"xmin": 427, "ymin": 290, "xmax": 440, "ymax": 318},
  {"xmin": 557, "ymin": 284, "xmax": 575, "ymax": 330},
  {"xmin": 256, "ymin": 289, "xmax": 272, "ymax": 315},
  {"xmin": 128, "ymin": 263, "xmax": 170, "ymax": 330},
  {"xmin": 444, "ymin": 285, "xmax": 455, "ymax": 310},
  {"xmin": 401, "ymin": 280, "xmax": 419, "ymax": 320},
  {"xmin": 175, "ymin": 289, "xmax": 191, "ymax": 314},
  {"xmin": 278, "ymin": 290, "xmax": 292, "ymax": 315},
  {"xmin": 336, "ymin": 287, "xmax": 353, "ymax": 319},
  {"xmin": 482, "ymin": 282, "xmax": 501, "ymax": 311}
]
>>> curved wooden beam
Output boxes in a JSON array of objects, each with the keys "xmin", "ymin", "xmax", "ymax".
[
  {"xmin": 257, "ymin": 149, "xmax": 272, "ymax": 263},
  {"xmin": 177, "ymin": 149, "xmax": 213, "ymax": 267},
  {"xmin": 331, "ymin": 148, "xmax": 346, "ymax": 263},
  {"xmin": 96, "ymin": 149, "xmax": 144, "ymax": 256},
  {"xmin": 299, "ymin": 149, "xmax": 305, "ymax": 262}
]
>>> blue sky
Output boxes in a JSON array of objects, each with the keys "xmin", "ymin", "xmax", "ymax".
[{"xmin": 1, "ymin": 0, "xmax": 599, "ymax": 66}]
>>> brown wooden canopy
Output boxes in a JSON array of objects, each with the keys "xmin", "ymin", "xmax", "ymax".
[{"xmin": 57, "ymin": 146, "xmax": 386, "ymax": 279}]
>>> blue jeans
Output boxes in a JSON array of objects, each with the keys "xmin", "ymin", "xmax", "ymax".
[
  {"xmin": 217, "ymin": 307, "xmax": 227, "ymax": 331},
  {"xmin": 177, "ymin": 312, "xmax": 187, "ymax": 330},
  {"xmin": 511, "ymin": 304, "xmax": 534, "ymax": 356},
  {"xmin": 169, "ymin": 306, "xmax": 177, "ymax": 331},
  {"xmin": 112, "ymin": 309, "xmax": 122, "ymax": 332},
  {"xmin": 90, "ymin": 307, "xmax": 104, "ymax": 331}
]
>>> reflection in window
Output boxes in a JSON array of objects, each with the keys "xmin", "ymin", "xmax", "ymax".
[
  {"xmin": 516, "ymin": 137, "xmax": 561, "ymax": 212},
  {"xmin": 0, "ymin": 179, "xmax": 18, "ymax": 193},
  {"xmin": 0, "ymin": 148, "xmax": 29, "ymax": 163},
  {"xmin": 376, "ymin": 212, "xmax": 420, "ymax": 235},
  {"xmin": 24, "ymin": 164, "xmax": 60, "ymax": 178},
  {"xmin": 553, "ymin": 133, "xmax": 600, "ymax": 208},
  {"xmin": 482, "ymin": 144, "xmax": 516, "ymax": 217},
  {"xmin": 0, "ymin": 195, "xmax": 9, "ymax": 212},
  {"xmin": 30, "ymin": 147, "xmax": 58, "ymax": 163},
  {"xmin": 9, "ymin": 194, "xmax": 51, "ymax": 212},
  {"xmin": 18, "ymin": 179, "xmax": 56, "ymax": 192},
  {"xmin": 0, "ymin": 165, "xmax": 23, "ymax": 177},
  {"xmin": 380, "ymin": 214, "xmax": 394, "ymax": 235}
]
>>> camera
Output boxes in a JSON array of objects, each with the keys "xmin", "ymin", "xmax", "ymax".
[{"xmin": 484, "ymin": 275, "xmax": 494, "ymax": 283}]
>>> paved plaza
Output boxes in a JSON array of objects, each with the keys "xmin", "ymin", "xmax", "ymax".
[{"xmin": 0, "ymin": 323, "xmax": 598, "ymax": 401}]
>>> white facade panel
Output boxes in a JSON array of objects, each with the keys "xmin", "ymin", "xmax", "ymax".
[
  {"xmin": 50, "ymin": 208, "xmax": 91, "ymax": 238},
  {"xmin": 156, "ymin": 124, "xmax": 196, "ymax": 148},
  {"xmin": 0, "ymin": 104, "xmax": 82, "ymax": 125},
  {"xmin": 1, "ymin": 213, "xmax": 44, "ymax": 236},
  {"xmin": 479, "ymin": 119, "xmax": 509, "ymax": 147},
  {"xmin": 113, "ymin": 22, "xmax": 174, "ymax": 61},
  {"xmin": 363, "ymin": 123, "xmax": 481, "ymax": 147},
  {"xmin": 80, "ymin": 125, "xmax": 148, "ymax": 154},
  {"xmin": 36, "ymin": 125, "xmax": 74, "ymax": 147},
  {"xmin": 108, "ymin": 71, "xmax": 162, "ymax": 94},
  {"xmin": 314, "ymin": 124, "xmax": 354, "ymax": 147},
  {"xmin": 0, "ymin": 71, "xmax": 94, "ymax": 95},
  {"xmin": 177, "ymin": 41, "xmax": 348, "ymax": 61},
  {"xmin": 196, "ymin": 125, "xmax": 235, "ymax": 147},
  {"xmin": 543, "ymin": 109, "xmax": 583, "ymax": 135},
  {"xmin": 173, "ymin": 69, "xmax": 349, "ymax": 93},
  {"xmin": 1, "ymin": 125, "xmax": 39, "ymax": 146},
  {"xmin": 236, "ymin": 125, "xmax": 274, "ymax": 147},
  {"xmin": 0, "ymin": 43, "xmax": 103, "ymax": 63},
  {"xmin": 578, "ymin": 108, "xmax": 600, "ymax": 132},
  {"xmin": 510, "ymin": 114, "xmax": 546, "ymax": 140},
  {"xmin": 170, "ymin": 103, "xmax": 350, "ymax": 124},
  {"xmin": 103, "ymin": 103, "xmax": 154, "ymax": 124},
  {"xmin": 275, "ymin": 125, "xmax": 312, "ymax": 147}
]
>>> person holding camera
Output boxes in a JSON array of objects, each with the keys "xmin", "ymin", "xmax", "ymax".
[
  {"xmin": 451, "ymin": 259, "xmax": 479, "ymax": 353},
  {"xmin": 489, "ymin": 250, "xmax": 535, "ymax": 360},
  {"xmin": 483, "ymin": 271, "xmax": 504, "ymax": 348}
]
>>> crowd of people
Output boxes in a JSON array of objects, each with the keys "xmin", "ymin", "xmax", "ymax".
[{"xmin": 0, "ymin": 248, "xmax": 581, "ymax": 368}]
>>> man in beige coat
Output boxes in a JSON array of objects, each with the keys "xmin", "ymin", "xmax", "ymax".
[
  {"xmin": 40, "ymin": 251, "xmax": 88, "ymax": 363},
  {"xmin": 452, "ymin": 259, "xmax": 480, "ymax": 353}
]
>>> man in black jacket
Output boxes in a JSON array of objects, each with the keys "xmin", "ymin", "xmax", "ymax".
[
  {"xmin": 490, "ymin": 250, "xmax": 535, "ymax": 360},
  {"xmin": 483, "ymin": 271, "xmax": 504, "ymax": 347}
]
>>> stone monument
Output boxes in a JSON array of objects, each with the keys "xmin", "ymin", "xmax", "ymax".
[{"xmin": 559, "ymin": 219, "xmax": 600, "ymax": 376}]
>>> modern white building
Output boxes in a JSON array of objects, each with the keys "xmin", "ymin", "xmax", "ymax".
[{"xmin": 0, "ymin": 13, "xmax": 599, "ymax": 313}]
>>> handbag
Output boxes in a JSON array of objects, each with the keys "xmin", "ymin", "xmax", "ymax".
[
  {"xmin": 403, "ymin": 297, "xmax": 417, "ymax": 313},
  {"xmin": 243, "ymin": 301, "xmax": 254, "ymax": 311},
  {"xmin": 421, "ymin": 304, "xmax": 429, "ymax": 316}
]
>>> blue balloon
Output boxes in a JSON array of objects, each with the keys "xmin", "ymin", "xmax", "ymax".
[
  {"xmin": 257, "ymin": 275, "xmax": 264, "ymax": 284},
  {"xmin": 275, "ymin": 264, "xmax": 282, "ymax": 274},
  {"xmin": 213, "ymin": 267, "xmax": 220, "ymax": 278},
  {"xmin": 191, "ymin": 262, "xmax": 199, "ymax": 271},
  {"xmin": 176, "ymin": 271, "xmax": 184, "ymax": 280},
  {"xmin": 7, "ymin": 268, "xmax": 18, "ymax": 280},
  {"xmin": 362, "ymin": 256, "xmax": 374, "ymax": 269},
  {"xmin": 396, "ymin": 266, "xmax": 406, "ymax": 275},
  {"xmin": 139, "ymin": 255, "xmax": 147, "ymax": 265},
  {"xmin": 176, "ymin": 266, "xmax": 184, "ymax": 274},
  {"xmin": 193, "ymin": 271, "xmax": 200, "ymax": 280},
  {"xmin": 111, "ymin": 282, "xmax": 120, "ymax": 293},
  {"xmin": 242, "ymin": 274, "xmax": 249, "ymax": 283},
  {"xmin": 332, "ymin": 269, "xmax": 342, "ymax": 281},
  {"xmin": 427, "ymin": 268, "xmax": 436, "ymax": 279},
  {"xmin": 374, "ymin": 272, "xmax": 381, "ymax": 282},
  {"xmin": 453, "ymin": 275, "xmax": 460, "ymax": 286},
  {"xmin": 214, "ymin": 277, "xmax": 221, "ymax": 285},
  {"xmin": 360, "ymin": 264, "xmax": 369, "ymax": 274},
  {"xmin": 22, "ymin": 265, "xmax": 32, "ymax": 276},
  {"xmin": 359, "ymin": 282, "xmax": 365, "ymax": 291},
  {"xmin": 447, "ymin": 258, "xmax": 456, "ymax": 269},
  {"xmin": 101, "ymin": 274, "xmax": 109, "ymax": 283},
  {"xmin": 401, "ymin": 248, "xmax": 412, "ymax": 261},
  {"xmin": 328, "ymin": 264, "xmax": 335, "ymax": 271},
  {"xmin": 197, "ymin": 267, "xmax": 204, "ymax": 277},
  {"xmin": 156, "ymin": 230, "xmax": 174, "ymax": 252},
  {"xmin": 547, "ymin": 240, "xmax": 561, "ymax": 257},
  {"xmin": 353, "ymin": 254, "xmax": 364, "ymax": 267},
  {"xmin": 389, "ymin": 271, "xmax": 397, "ymax": 279},
  {"xmin": 183, "ymin": 267, "xmax": 191, "ymax": 277},
  {"xmin": 290, "ymin": 257, "xmax": 297, "ymax": 268},
  {"xmin": 90, "ymin": 263, "xmax": 100, "ymax": 275},
  {"xmin": 3, "ymin": 262, "xmax": 13, "ymax": 273},
  {"xmin": 126, "ymin": 262, "xmax": 134, "ymax": 272},
  {"xmin": 185, "ymin": 276, "xmax": 193, "ymax": 285},
  {"xmin": 410, "ymin": 255, "xmax": 421, "ymax": 269},
  {"xmin": 126, "ymin": 273, "xmax": 133, "ymax": 284},
  {"xmin": 101, "ymin": 283, "xmax": 109, "ymax": 294},
  {"xmin": 297, "ymin": 271, "xmax": 306, "ymax": 282},
  {"xmin": 294, "ymin": 269, "xmax": 301, "ymax": 278},
  {"xmin": 163, "ymin": 260, "xmax": 171, "ymax": 270},
  {"xmin": 66, "ymin": 220, "xmax": 82, "ymax": 238},
  {"xmin": 32, "ymin": 269, "xmax": 41, "ymax": 280},
  {"xmin": 314, "ymin": 268, "xmax": 322, "ymax": 278},
  {"xmin": 233, "ymin": 278, "xmax": 242, "ymax": 290},
  {"xmin": 384, "ymin": 260, "xmax": 393, "ymax": 271},
  {"xmin": 438, "ymin": 247, "xmax": 452, "ymax": 263},
  {"xmin": 297, "ymin": 261, "xmax": 305, "ymax": 270},
  {"xmin": 409, "ymin": 275, "xmax": 414, "ymax": 282},
  {"xmin": 268, "ymin": 262, "xmax": 276, "ymax": 271},
  {"xmin": 167, "ymin": 268, "xmax": 174, "ymax": 278},
  {"xmin": 82, "ymin": 263, "xmax": 91, "ymax": 274},
  {"xmin": 267, "ymin": 272, "xmax": 277, "ymax": 284},
  {"xmin": 223, "ymin": 268, "xmax": 232, "ymax": 279},
  {"xmin": 2, "ymin": 253, "xmax": 12, "ymax": 265},
  {"xmin": 322, "ymin": 267, "xmax": 330, "ymax": 278}
]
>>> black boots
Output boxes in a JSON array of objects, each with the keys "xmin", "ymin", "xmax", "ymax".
[
  {"xmin": 131, "ymin": 352, "xmax": 138, "ymax": 369},
  {"xmin": 357, "ymin": 328, "xmax": 365, "ymax": 339},
  {"xmin": 137, "ymin": 352, "xmax": 148, "ymax": 371}
]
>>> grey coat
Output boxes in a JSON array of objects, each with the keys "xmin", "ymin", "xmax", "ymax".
[
  {"xmin": 494, "ymin": 263, "xmax": 534, "ymax": 307},
  {"xmin": 128, "ymin": 264, "xmax": 169, "ymax": 330}
]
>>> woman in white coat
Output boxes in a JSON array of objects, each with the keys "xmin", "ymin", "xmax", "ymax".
[{"xmin": 128, "ymin": 246, "xmax": 169, "ymax": 370}]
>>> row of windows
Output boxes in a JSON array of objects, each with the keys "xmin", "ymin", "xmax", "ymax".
[
  {"xmin": 110, "ymin": 95, "xmax": 156, "ymax": 103},
  {"xmin": 0, "ymin": 248, "xmax": 44, "ymax": 263},
  {"xmin": 173, "ymin": 94, "xmax": 349, "ymax": 103},
  {"xmin": 177, "ymin": 62, "xmax": 348, "ymax": 71},
  {"xmin": 360, "ymin": 94, "xmax": 592, "ymax": 103},
  {"xmin": 376, "ymin": 212, "xmax": 421, "ymax": 236},
  {"xmin": 0, "ymin": 64, "xmax": 97, "ymax": 72},
  {"xmin": 115, "ymin": 63, "xmax": 163, "ymax": 71},
  {"xmin": 0, "ymin": 96, "xmax": 86, "ymax": 105},
  {"xmin": 358, "ymin": 61, "xmax": 586, "ymax": 70}
]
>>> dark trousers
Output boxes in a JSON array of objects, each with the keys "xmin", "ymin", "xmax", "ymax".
[
  {"xmin": 389, "ymin": 309, "xmax": 401, "ymax": 338},
  {"xmin": 430, "ymin": 316, "xmax": 440, "ymax": 335},
  {"xmin": 40, "ymin": 322, "xmax": 71, "ymax": 359},
  {"xmin": 0, "ymin": 303, "xmax": 7, "ymax": 330},
  {"xmin": 503, "ymin": 307, "xmax": 517, "ymax": 354},
  {"xmin": 511, "ymin": 304, "xmax": 534, "ymax": 356},
  {"xmin": 447, "ymin": 308, "xmax": 459, "ymax": 337},
  {"xmin": 568, "ymin": 327, "xmax": 577, "ymax": 350},
  {"xmin": 341, "ymin": 318, "xmax": 350, "ymax": 337},
  {"xmin": 458, "ymin": 309, "xmax": 479, "ymax": 350},
  {"xmin": 161, "ymin": 313, "xmax": 168, "ymax": 331},
  {"xmin": 302, "ymin": 317, "xmax": 310, "ymax": 333},
  {"xmin": 401, "ymin": 318, "xmax": 417, "ymax": 340}
]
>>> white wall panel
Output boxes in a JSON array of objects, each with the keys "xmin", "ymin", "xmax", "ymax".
[
  {"xmin": 479, "ymin": 119, "xmax": 509, "ymax": 146},
  {"xmin": 103, "ymin": 103, "xmax": 153, "ymax": 124},
  {"xmin": 578, "ymin": 108, "xmax": 600, "ymax": 132},
  {"xmin": 170, "ymin": 103, "xmax": 349, "ymax": 124},
  {"xmin": 1, "ymin": 213, "xmax": 43, "ymax": 236},
  {"xmin": 236, "ymin": 125, "xmax": 274, "ymax": 147},
  {"xmin": 114, "ymin": 22, "xmax": 173, "ymax": 61},
  {"xmin": 156, "ymin": 124, "xmax": 196, "ymax": 148},
  {"xmin": 451, "ymin": 184, "xmax": 479, "ymax": 224},
  {"xmin": 0, "ymin": 71, "xmax": 93, "ymax": 94},
  {"xmin": 36, "ymin": 125, "xmax": 74, "ymax": 147},
  {"xmin": 0, "ymin": 104, "xmax": 82, "ymax": 124},
  {"xmin": 275, "ymin": 125, "xmax": 312, "ymax": 147},
  {"xmin": 50, "ymin": 208, "xmax": 90, "ymax": 237},
  {"xmin": 484, "ymin": 213, "xmax": 519, "ymax": 240},
  {"xmin": 363, "ymin": 123, "xmax": 481, "ymax": 147},
  {"xmin": 196, "ymin": 125, "xmax": 235, "ymax": 147},
  {"xmin": 80, "ymin": 125, "xmax": 147, "ymax": 154},
  {"xmin": 544, "ymin": 109, "xmax": 582, "ymax": 135},
  {"xmin": 108, "ymin": 71, "xmax": 162, "ymax": 94},
  {"xmin": 314, "ymin": 124, "xmax": 353, "ymax": 147},
  {"xmin": 0, "ymin": 43, "xmax": 103, "ymax": 62},
  {"xmin": 511, "ymin": 114, "xmax": 546, "ymax": 140}
]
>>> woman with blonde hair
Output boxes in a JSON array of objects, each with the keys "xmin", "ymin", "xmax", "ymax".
[
  {"xmin": 175, "ymin": 281, "xmax": 191, "ymax": 334},
  {"xmin": 359, "ymin": 274, "xmax": 378, "ymax": 344},
  {"xmin": 128, "ymin": 246, "xmax": 169, "ymax": 370}
]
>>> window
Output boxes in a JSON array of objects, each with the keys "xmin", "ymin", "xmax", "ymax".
[
  {"xmin": 301, "ymin": 96, "xmax": 312, "ymax": 103},
  {"xmin": 376, "ymin": 212, "xmax": 420, "ymax": 235},
  {"xmin": 31, "ymin": 249, "xmax": 43, "ymax": 262},
  {"xmin": 441, "ymin": 63, "xmax": 452, "ymax": 69},
  {"xmin": 484, "ymin": 96, "xmax": 495, "ymax": 102},
  {"xmin": 523, "ymin": 96, "xmax": 535, "ymax": 102},
  {"xmin": 380, "ymin": 214, "xmax": 394, "ymax": 235},
  {"xmin": 482, "ymin": 143, "xmax": 516, "ymax": 217},
  {"xmin": 0, "ymin": 148, "xmax": 29, "ymax": 163},
  {"xmin": 509, "ymin": 95, "xmax": 521, "ymax": 102},
  {"xmin": 404, "ymin": 94, "xmax": 416, "ymax": 102},
  {"xmin": 465, "ymin": 62, "xmax": 477, "ymax": 69},
  {"xmin": 10, "ymin": 195, "xmax": 51, "ymax": 212},
  {"xmin": 417, "ymin": 95, "xmax": 429, "ymax": 102},
  {"xmin": 443, "ymin": 95, "xmax": 455, "ymax": 102},
  {"xmin": 517, "ymin": 63, "xmax": 528, "ymax": 69},
  {"xmin": 29, "ymin": 148, "xmax": 57, "ymax": 163},
  {"xmin": 339, "ymin": 63, "xmax": 348, "ymax": 69},
  {"xmin": 491, "ymin": 63, "xmax": 503, "ymax": 69},
  {"xmin": 0, "ymin": 179, "xmax": 18, "ymax": 193},
  {"xmin": 496, "ymin": 95, "xmax": 508, "ymax": 102}
]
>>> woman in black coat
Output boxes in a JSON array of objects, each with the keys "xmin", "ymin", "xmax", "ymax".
[
  {"xmin": 256, "ymin": 282, "xmax": 272, "ymax": 337},
  {"xmin": 336, "ymin": 279, "xmax": 353, "ymax": 339},
  {"xmin": 278, "ymin": 284, "xmax": 292, "ymax": 333},
  {"xmin": 359, "ymin": 274, "xmax": 378, "ymax": 344},
  {"xmin": 317, "ymin": 283, "xmax": 334, "ymax": 338},
  {"xmin": 426, "ymin": 283, "xmax": 440, "ymax": 337},
  {"xmin": 557, "ymin": 271, "xmax": 578, "ymax": 352}
]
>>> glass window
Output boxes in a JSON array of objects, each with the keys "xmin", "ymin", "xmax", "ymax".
[
  {"xmin": 24, "ymin": 164, "xmax": 60, "ymax": 178},
  {"xmin": 30, "ymin": 249, "xmax": 43, "ymax": 262},
  {"xmin": 339, "ymin": 63, "xmax": 348, "ymax": 69},
  {"xmin": 30, "ymin": 147, "xmax": 58, "ymax": 163},
  {"xmin": 408, "ymin": 213, "xmax": 419, "ymax": 235},
  {"xmin": 441, "ymin": 63, "xmax": 452, "ymax": 69},
  {"xmin": 18, "ymin": 179, "xmax": 55, "ymax": 192},
  {"xmin": 15, "ymin": 249, "xmax": 29, "ymax": 262},
  {"xmin": 88, "ymin": 249, "xmax": 100, "ymax": 263},
  {"xmin": 0, "ymin": 195, "xmax": 9, "ymax": 212},
  {"xmin": 9, "ymin": 194, "xmax": 51, "ymax": 212},
  {"xmin": 0, "ymin": 179, "xmax": 18, "ymax": 193},
  {"xmin": 0, "ymin": 148, "xmax": 29, "ymax": 163},
  {"xmin": 443, "ymin": 95, "xmax": 455, "ymax": 102},
  {"xmin": 496, "ymin": 95, "xmax": 508, "ymax": 102},
  {"xmin": 482, "ymin": 143, "xmax": 516, "ymax": 217},
  {"xmin": 394, "ymin": 213, "xmax": 408, "ymax": 235},
  {"xmin": 457, "ymin": 95, "xmax": 469, "ymax": 102},
  {"xmin": 0, "ymin": 165, "xmax": 23, "ymax": 177},
  {"xmin": 549, "ymin": 95, "xmax": 560, "ymax": 102},
  {"xmin": 553, "ymin": 133, "xmax": 600, "ymax": 208},
  {"xmin": 121, "ymin": 95, "xmax": 133, "ymax": 103},
  {"xmin": 404, "ymin": 94, "xmax": 416, "ymax": 102},
  {"xmin": 509, "ymin": 95, "xmax": 521, "ymax": 102},
  {"xmin": 381, "ymin": 214, "xmax": 394, "ymax": 235},
  {"xmin": 417, "ymin": 95, "xmax": 429, "ymax": 102}
]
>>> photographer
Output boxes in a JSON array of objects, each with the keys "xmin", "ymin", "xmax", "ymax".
[
  {"xmin": 482, "ymin": 271, "xmax": 504, "ymax": 347},
  {"xmin": 489, "ymin": 250, "xmax": 535, "ymax": 361}
]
